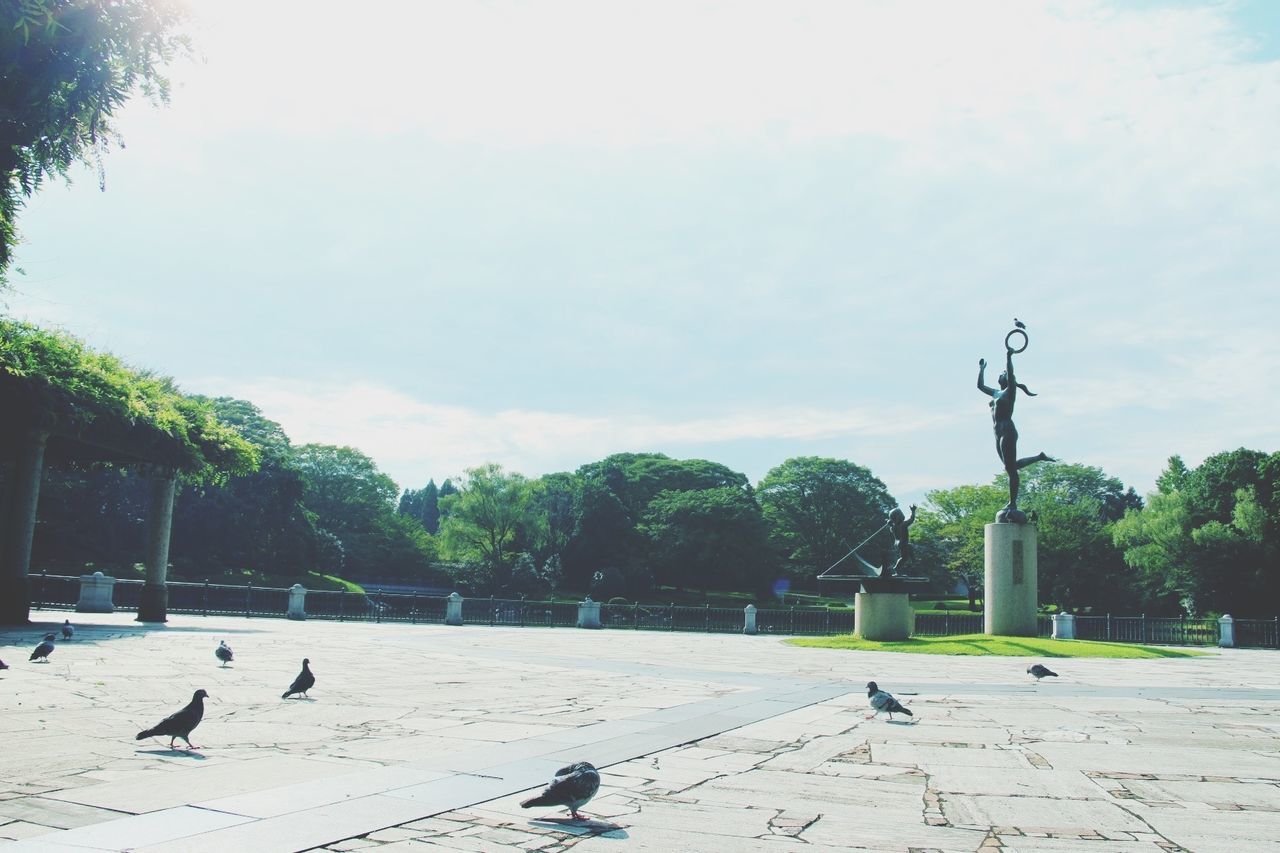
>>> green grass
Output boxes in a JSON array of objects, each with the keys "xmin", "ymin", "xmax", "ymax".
[
  {"xmin": 310, "ymin": 572, "xmax": 366, "ymax": 595},
  {"xmin": 787, "ymin": 633, "xmax": 1207, "ymax": 659}
]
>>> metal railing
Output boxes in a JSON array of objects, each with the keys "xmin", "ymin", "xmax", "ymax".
[{"xmin": 21, "ymin": 573, "xmax": 1280, "ymax": 648}]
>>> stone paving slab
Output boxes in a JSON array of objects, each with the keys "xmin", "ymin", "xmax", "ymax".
[{"xmin": 3, "ymin": 611, "xmax": 1280, "ymax": 852}]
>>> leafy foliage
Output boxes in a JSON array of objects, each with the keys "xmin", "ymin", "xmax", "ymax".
[
  {"xmin": 1, "ymin": 0, "xmax": 188, "ymax": 280},
  {"xmin": 437, "ymin": 463, "xmax": 543, "ymax": 593},
  {"xmin": 1, "ymin": 319, "xmax": 257, "ymax": 478},
  {"xmin": 757, "ymin": 456, "xmax": 898, "ymax": 580}
]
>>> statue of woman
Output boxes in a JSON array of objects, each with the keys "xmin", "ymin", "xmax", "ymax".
[{"xmin": 977, "ymin": 342, "xmax": 1054, "ymax": 522}]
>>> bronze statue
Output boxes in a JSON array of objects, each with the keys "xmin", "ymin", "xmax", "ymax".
[
  {"xmin": 977, "ymin": 322, "xmax": 1054, "ymax": 523},
  {"xmin": 885, "ymin": 504, "xmax": 916, "ymax": 576}
]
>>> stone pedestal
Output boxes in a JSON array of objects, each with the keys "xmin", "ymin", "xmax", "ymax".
[
  {"xmin": 577, "ymin": 597, "xmax": 601, "ymax": 629},
  {"xmin": 855, "ymin": 592, "xmax": 912, "ymax": 641},
  {"xmin": 1052, "ymin": 612, "xmax": 1076, "ymax": 640},
  {"xmin": 76, "ymin": 571, "xmax": 116, "ymax": 613},
  {"xmin": 445, "ymin": 592, "xmax": 463, "ymax": 626},
  {"xmin": 743, "ymin": 604, "xmax": 758, "ymax": 635},
  {"xmin": 288, "ymin": 584, "xmax": 307, "ymax": 620},
  {"xmin": 1219, "ymin": 614, "xmax": 1235, "ymax": 648},
  {"xmin": 984, "ymin": 522, "xmax": 1038, "ymax": 636}
]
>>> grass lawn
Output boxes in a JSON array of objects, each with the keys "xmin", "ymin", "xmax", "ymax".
[{"xmin": 787, "ymin": 633, "xmax": 1208, "ymax": 658}]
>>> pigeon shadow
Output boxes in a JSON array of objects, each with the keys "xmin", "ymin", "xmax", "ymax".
[
  {"xmin": 886, "ymin": 718, "xmax": 919, "ymax": 726},
  {"xmin": 282, "ymin": 696, "xmax": 318, "ymax": 702},
  {"xmin": 135, "ymin": 748, "xmax": 207, "ymax": 760},
  {"xmin": 529, "ymin": 818, "xmax": 628, "ymax": 838}
]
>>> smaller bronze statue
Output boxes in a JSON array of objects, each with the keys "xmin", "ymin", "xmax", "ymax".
[
  {"xmin": 884, "ymin": 504, "xmax": 916, "ymax": 577},
  {"xmin": 977, "ymin": 320, "xmax": 1055, "ymax": 523}
]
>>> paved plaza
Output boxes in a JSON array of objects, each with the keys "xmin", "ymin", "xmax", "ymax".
[{"xmin": 1, "ymin": 611, "xmax": 1278, "ymax": 852}]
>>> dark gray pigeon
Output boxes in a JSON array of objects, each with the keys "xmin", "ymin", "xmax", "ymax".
[
  {"xmin": 1028, "ymin": 664, "xmax": 1058, "ymax": 680},
  {"xmin": 136, "ymin": 689, "xmax": 208, "ymax": 750},
  {"xmin": 520, "ymin": 761, "xmax": 601, "ymax": 820},
  {"xmin": 215, "ymin": 641, "xmax": 233, "ymax": 666},
  {"xmin": 0, "ymin": 658, "xmax": 8, "ymax": 670},
  {"xmin": 29, "ymin": 633, "xmax": 56, "ymax": 662},
  {"xmin": 61, "ymin": 619, "xmax": 74, "ymax": 640},
  {"xmin": 282, "ymin": 658, "xmax": 315, "ymax": 699},
  {"xmin": 866, "ymin": 681, "xmax": 913, "ymax": 720}
]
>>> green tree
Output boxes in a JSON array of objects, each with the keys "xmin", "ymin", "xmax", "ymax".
[
  {"xmin": 756, "ymin": 457, "xmax": 897, "ymax": 583},
  {"xmin": 1, "ymin": 0, "xmax": 188, "ymax": 280},
  {"xmin": 1114, "ymin": 449, "xmax": 1278, "ymax": 615},
  {"xmin": 640, "ymin": 486, "xmax": 773, "ymax": 593},
  {"xmin": 292, "ymin": 444, "xmax": 436, "ymax": 580},
  {"xmin": 437, "ymin": 463, "xmax": 543, "ymax": 594}
]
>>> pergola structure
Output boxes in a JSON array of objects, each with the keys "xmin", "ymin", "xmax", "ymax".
[{"xmin": 0, "ymin": 322, "xmax": 255, "ymax": 624}]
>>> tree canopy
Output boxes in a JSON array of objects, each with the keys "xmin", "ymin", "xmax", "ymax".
[{"xmin": 1, "ymin": 0, "xmax": 188, "ymax": 281}]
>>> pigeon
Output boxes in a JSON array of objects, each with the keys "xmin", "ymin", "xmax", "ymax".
[
  {"xmin": 0, "ymin": 658, "xmax": 8, "ymax": 670},
  {"xmin": 61, "ymin": 619, "xmax": 75, "ymax": 641},
  {"xmin": 136, "ymin": 689, "xmax": 208, "ymax": 750},
  {"xmin": 520, "ymin": 761, "xmax": 601, "ymax": 820},
  {"xmin": 215, "ymin": 641, "xmax": 233, "ymax": 666},
  {"xmin": 282, "ymin": 658, "xmax": 315, "ymax": 699},
  {"xmin": 866, "ymin": 681, "xmax": 913, "ymax": 720},
  {"xmin": 1028, "ymin": 664, "xmax": 1058, "ymax": 681},
  {"xmin": 29, "ymin": 633, "xmax": 56, "ymax": 662},
  {"xmin": 1014, "ymin": 318, "xmax": 1026, "ymax": 329}
]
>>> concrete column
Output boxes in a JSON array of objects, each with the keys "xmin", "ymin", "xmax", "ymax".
[
  {"xmin": 743, "ymin": 604, "xmax": 757, "ymax": 635},
  {"xmin": 287, "ymin": 584, "xmax": 308, "ymax": 620},
  {"xmin": 1218, "ymin": 614, "xmax": 1235, "ymax": 648},
  {"xmin": 984, "ymin": 522, "xmax": 1038, "ymax": 636},
  {"xmin": 76, "ymin": 571, "xmax": 117, "ymax": 613},
  {"xmin": 855, "ymin": 592, "xmax": 912, "ymax": 641},
  {"xmin": 0, "ymin": 429, "xmax": 48, "ymax": 625},
  {"xmin": 577, "ymin": 596, "xmax": 601, "ymax": 629},
  {"xmin": 137, "ymin": 471, "xmax": 176, "ymax": 623},
  {"xmin": 445, "ymin": 592, "xmax": 463, "ymax": 625},
  {"xmin": 1052, "ymin": 612, "xmax": 1076, "ymax": 640}
]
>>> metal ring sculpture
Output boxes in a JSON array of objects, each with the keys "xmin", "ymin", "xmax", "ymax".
[{"xmin": 1005, "ymin": 328, "xmax": 1028, "ymax": 354}]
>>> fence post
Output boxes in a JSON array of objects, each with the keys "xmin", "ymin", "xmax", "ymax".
[
  {"xmin": 1141, "ymin": 613, "xmax": 1146, "ymax": 643},
  {"xmin": 411, "ymin": 593, "xmax": 418, "ymax": 625},
  {"xmin": 634, "ymin": 602, "xmax": 639, "ymax": 629},
  {"xmin": 287, "ymin": 584, "xmax": 307, "ymax": 620},
  {"xmin": 577, "ymin": 596, "xmax": 601, "ymax": 629},
  {"xmin": 519, "ymin": 595, "xmax": 526, "ymax": 627},
  {"xmin": 1218, "ymin": 614, "xmax": 1235, "ymax": 648},
  {"xmin": 245, "ymin": 582, "xmax": 252, "ymax": 618},
  {"xmin": 339, "ymin": 589, "xmax": 345, "ymax": 621},
  {"xmin": 76, "ymin": 571, "xmax": 116, "ymax": 613},
  {"xmin": 944, "ymin": 613, "xmax": 950, "ymax": 635},
  {"xmin": 824, "ymin": 609, "xmax": 831, "ymax": 634},
  {"xmin": 1106, "ymin": 613, "xmax": 1112, "ymax": 641},
  {"xmin": 202, "ymin": 580, "xmax": 209, "ymax": 617},
  {"xmin": 789, "ymin": 606, "xmax": 795, "ymax": 634},
  {"xmin": 39, "ymin": 568, "xmax": 46, "ymax": 607},
  {"xmin": 705, "ymin": 603, "xmax": 710, "ymax": 630},
  {"xmin": 670, "ymin": 603, "xmax": 675, "ymax": 630},
  {"xmin": 743, "ymin": 604, "xmax": 757, "ymax": 635},
  {"xmin": 445, "ymin": 592, "xmax": 463, "ymax": 626}
]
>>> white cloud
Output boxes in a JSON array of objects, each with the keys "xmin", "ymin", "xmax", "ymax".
[{"xmin": 194, "ymin": 377, "xmax": 951, "ymax": 488}]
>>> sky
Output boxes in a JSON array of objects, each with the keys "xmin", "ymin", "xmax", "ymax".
[{"xmin": 6, "ymin": 0, "xmax": 1280, "ymax": 503}]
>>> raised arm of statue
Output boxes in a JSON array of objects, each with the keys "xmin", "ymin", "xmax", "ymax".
[{"xmin": 977, "ymin": 358, "xmax": 995, "ymax": 397}]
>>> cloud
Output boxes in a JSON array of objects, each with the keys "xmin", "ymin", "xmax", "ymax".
[{"xmin": 192, "ymin": 377, "xmax": 951, "ymax": 488}]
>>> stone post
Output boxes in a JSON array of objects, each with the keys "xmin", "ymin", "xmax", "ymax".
[
  {"xmin": 445, "ymin": 592, "xmax": 464, "ymax": 626},
  {"xmin": 287, "ymin": 584, "xmax": 308, "ymax": 620},
  {"xmin": 0, "ymin": 429, "xmax": 48, "ymax": 624},
  {"xmin": 984, "ymin": 522, "xmax": 1038, "ymax": 636},
  {"xmin": 1052, "ymin": 612, "xmax": 1076, "ymax": 640},
  {"xmin": 577, "ymin": 596, "xmax": 601, "ymax": 629},
  {"xmin": 743, "ymin": 604, "xmax": 757, "ymax": 635},
  {"xmin": 1218, "ymin": 614, "xmax": 1235, "ymax": 648},
  {"xmin": 76, "ymin": 571, "xmax": 117, "ymax": 613},
  {"xmin": 137, "ymin": 471, "xmax": 177, "ymax": 622}
]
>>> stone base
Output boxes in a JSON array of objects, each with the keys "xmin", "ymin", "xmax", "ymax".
[
  {"xmin": 984, "ymin": 522, "xmax": 1038, "ymax": 636},
  {"xmin": 136, "ymin": 584, "xmax": 168, "ymax": 623},
  {"xmin": 0, "ymin": 574, "xmax": 31, "ymax": 624},
  {"xmin": 855, "ymin": 592, "xmax": 913, "ymax": 641}
]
